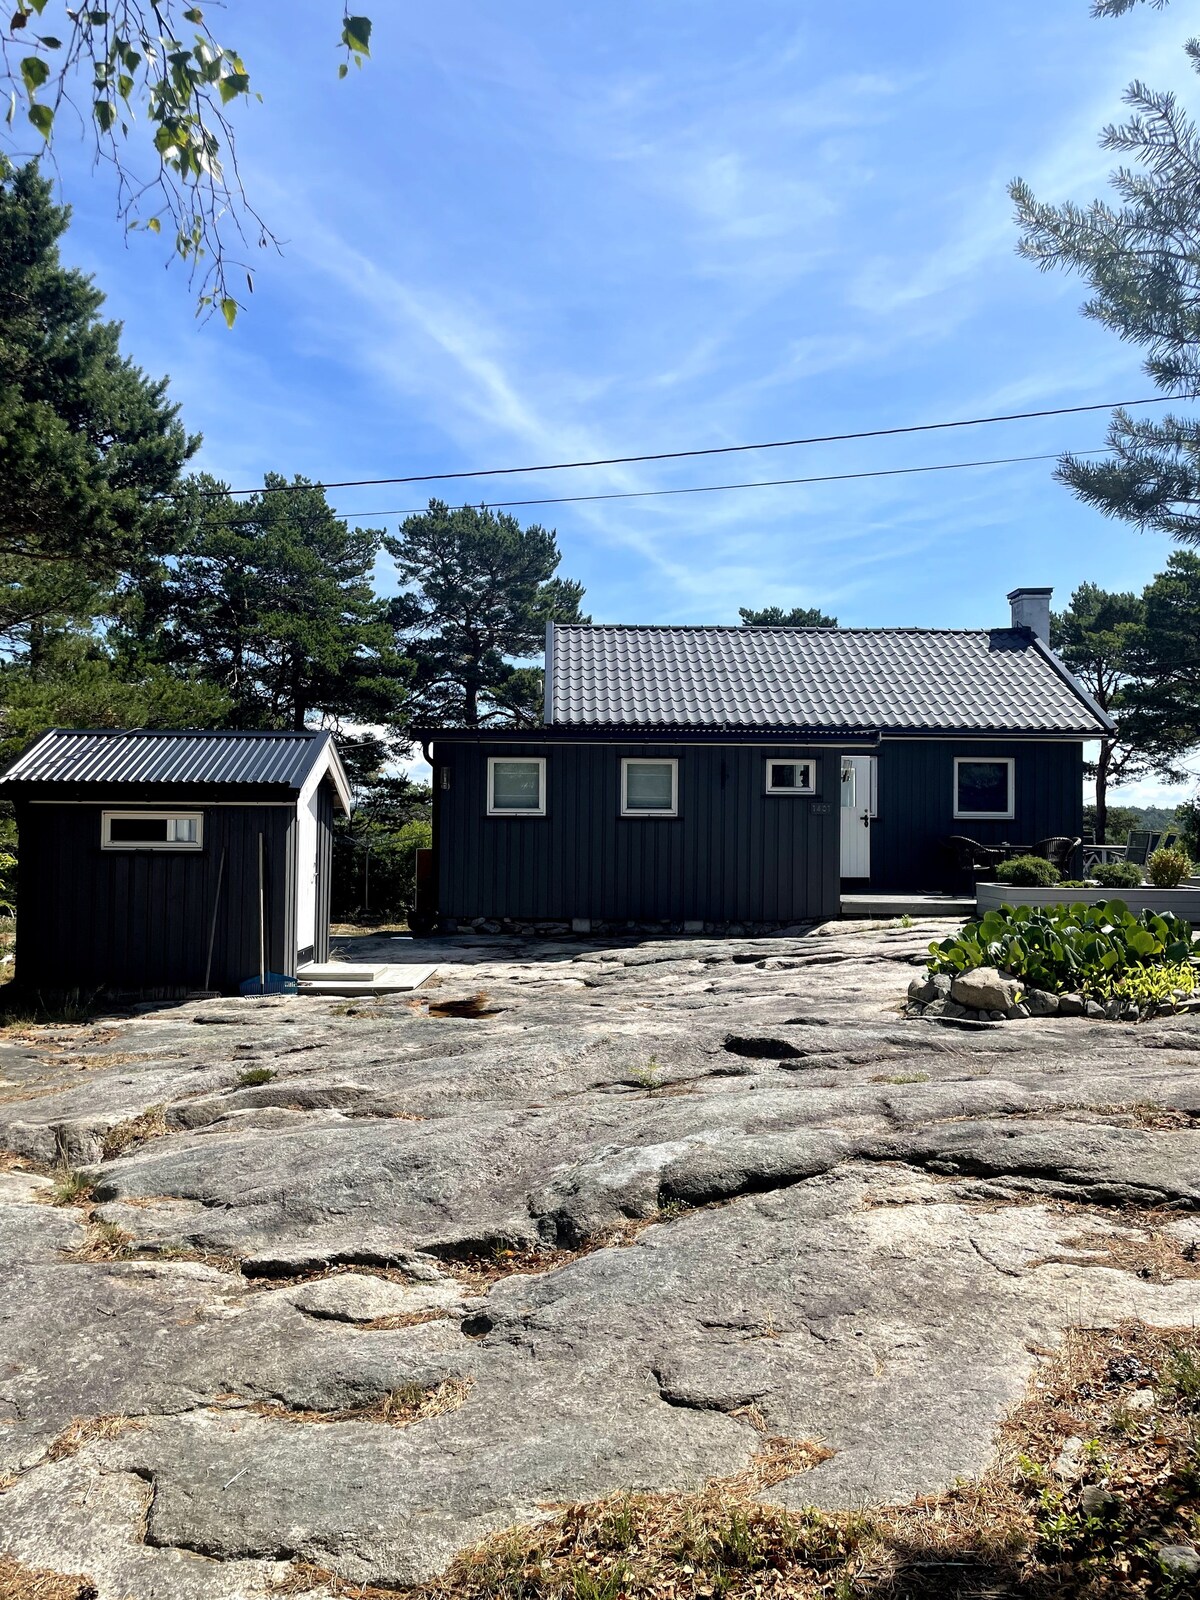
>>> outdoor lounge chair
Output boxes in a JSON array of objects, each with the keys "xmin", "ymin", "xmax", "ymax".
[
  {"xmin": 942, "ymin": 835, "xmax": 1004, "ymax": 890},
  {"xmin": 1033, "ymin": 836, "xmax": 1082, "ymax": 875},
  {"xmin": 1124, "ymin": 830, "xmax": 1161, "ymax": 867}
]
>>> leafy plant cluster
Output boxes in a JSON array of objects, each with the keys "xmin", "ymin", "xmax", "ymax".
[
  {"xmin": 995, "ymin": 854, "xmax": 1061, "ymax": 887},
  {"xmin": 928, "ymin": 900, "xmax": 1200, "ymax": 998},
  {"xmin": 1147, "ymin": 845, "xmax": 1194, "ymax": 887}
]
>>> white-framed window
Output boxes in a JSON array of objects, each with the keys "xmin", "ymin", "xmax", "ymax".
[
  {"xmin": 765, "ymin": 758, "xmax": 817, "ymax": 795},
  {"xmin": 101, "ymin": 811, "xmax": 204, "ymax": 850},
  {"xmin": 621, "ymin": 757, "xmax": 678, "ymax": 817},
  {"xmin": 953, "ymin": 757, "xmax": 1015, "ymax": 821},
  {"xmin": 487, "ymin": 756, "xmax": 546, "ymax": 816}
]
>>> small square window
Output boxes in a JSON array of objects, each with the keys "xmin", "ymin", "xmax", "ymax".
[
  {"xmin": 765, "ymin": 759, "xmax": 817, "ymax": 795},
  {"xmin": 953, "ymin": 757, "xmax": 1014, "ymax": 820},
  {"xmin": 621, "ymin": 758, "xmax": 678, "ymax": 816},
  {"xmin": 101, "ymin": 811, "xmax": 204, "ymax": 849},
  {"xmin": 487, "ymin": 757, "xmax": 546, "ymax": 816}
]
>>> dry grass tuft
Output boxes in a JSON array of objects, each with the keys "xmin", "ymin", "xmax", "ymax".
[
  {"xmin": 426, "ymin": 990, "xmax": 500, "ymax": 1019},
  {"xmin": 65, "ymin": 1220, "xmax": 134, "ymax": 1261},
  {"xmin": 361, "ymin": 1308, "xmax": 456, "ymax": 1332},
  {"xmin": 44, "ymin": 1414, "xmax": 140, "ymax": 1463},
  {"xmin": 0, "ymin": 1554, "xmax": 98, "ymax": 1600},
  {"xmin": 100, "ymin": 1104, "xmax": 170, "ymax": 1159},
  {"xmin": 49, "ymin": 1165, "xmax": 93, "ymax": 1207},
  {"xmin": 256, "ymin": 1375, "xmax": 472, "ymax": 1429},
  {"xmin": 274, "ymin": 1321, "xmax": 1200, "ymax": 1600}
]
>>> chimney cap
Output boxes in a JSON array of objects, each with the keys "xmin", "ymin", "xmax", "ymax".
[{"xmin": 1006, "ymin": 586, "xmax": 1053, "ymax": 600}]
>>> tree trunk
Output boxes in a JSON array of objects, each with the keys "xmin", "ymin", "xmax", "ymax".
[{"xmin": 1095, "ymin": 739, "xmax": 1112, "ymax": 844}]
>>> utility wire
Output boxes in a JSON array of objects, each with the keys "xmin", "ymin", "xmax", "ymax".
[
  {"xmin": 325, "ymin": 446, "xmax": 1111, "ymax": 521},
  {"xmin": 204, "ymin": 393, "xmax": 1188, "ymax": 498}
]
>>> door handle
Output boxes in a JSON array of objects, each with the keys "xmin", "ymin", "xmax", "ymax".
[{"xmin": 860, "ymin": 811, "xmax": 870, "ymax": 827}]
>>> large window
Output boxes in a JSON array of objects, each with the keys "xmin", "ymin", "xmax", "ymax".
[
  {"xmin": 953, "ymin": 757, "xmax": 1014, "ymax": 821},
  {"xmin": 487, "ymin": 757, "xmax": 546, "ymax": 816},
  {"xmin": 621, "ymin": 758, "xmax": 678, "ymax": 817},
  {"xmin": 765, "ymin": 758, "xmax": 816, "ymax": 795},
  {"xmin": 101, "ymin": 811, "xmax": 203, "ymax": 849}
]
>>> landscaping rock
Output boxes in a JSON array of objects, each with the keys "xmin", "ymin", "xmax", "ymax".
[
  {"xmin": 1156, "ymin": 1544, "xmax": 1200, "ymax": 1578},
  {"xmin": 1024, "ymin": 990, "xmax": 1059, "ymax": 1017},
  {"xmin": 950, "ymin": 967, "xmax": 1023, "ymax": 1012},
  {"xmin": 1059, "ymin": 993, "xmax": 1085, "ymax": 1016}
]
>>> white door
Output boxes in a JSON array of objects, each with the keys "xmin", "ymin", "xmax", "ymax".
[{"xmin": 840, "ymin": 755, "xmax": 877, "ymax": 879}]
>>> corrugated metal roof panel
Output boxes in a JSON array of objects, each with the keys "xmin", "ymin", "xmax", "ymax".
[
  {"xmin": 549, "ymin": 626, "xmax": 1112, "ymax": 736},
  {"xmin": 0, "ymin": 729, "xmax": 335, "ymax": 788}
]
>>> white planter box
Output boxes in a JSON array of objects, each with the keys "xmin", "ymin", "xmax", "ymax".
[{"xmin": 975, "ymin": 882, "xmax": 1200, "ymax": 923}]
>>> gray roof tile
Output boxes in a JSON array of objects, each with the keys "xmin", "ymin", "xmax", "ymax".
[{"xmin": 549, "ymin": 626, "xmax": 1112, "ymax": 736}]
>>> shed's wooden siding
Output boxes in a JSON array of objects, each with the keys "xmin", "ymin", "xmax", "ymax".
[
  {"xmin": 436, "ymin": 742, "xmax": 842, "ymax": 924},
  {"xmin": 314, "ymin": 781, "xmax": 335, "ymax": 964},
  {"xmin": 13, "ymin": 801, "xmax": 298, "ymax": 992},
  {"xmin": 868, "ymin": 739, "xmax": 1084, "ymax": 890}
]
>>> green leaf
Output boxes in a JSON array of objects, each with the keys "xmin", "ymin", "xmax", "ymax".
[
  {"xmin": 20, "ymin": 54, "xmax": 49, "ymax": 94},
  {"xmin": 220, "ymin": 297, "xmax": 238, "ymax": 328},
  {"xmin": 341, "ymin": 14, "xmax": 372, "ymax": 55},
  {"xmin": 218, "ymin": 70, "xmax": 250, "ymax": 104},
  {"xmin": 145, "ymin": 215, "xmax": 161, "ymax": 233},
  {"xmin": 27, "ymin": 100, "xmax": 53, "ymax": 136},
  {"xmin": 338, "ymin": 61, "xmax": 349, "ymax": 79},
  {"xmin": 93, "ymin": 97, "xmax": 115, "ymax": 132},
  {"xmin": 183, "ymin": 5, "xmax": 204, "ymax": 20},
  {"xmin": 36, "ymin": 35, "xmax": 62, "ymax": 49}
]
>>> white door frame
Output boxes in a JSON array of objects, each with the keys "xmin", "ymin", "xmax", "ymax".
[{"xmin": 840, "ymin": 754, "xmax": 877, "ymax": 879}]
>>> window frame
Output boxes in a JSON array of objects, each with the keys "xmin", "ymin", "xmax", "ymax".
[
  {"xmin": 486, "ymin": 755, "xmax": 547, "ymax": 818},
  {"xmin": 952, "ymin": 756, "xmax": 1015, "ymax": 821},
  {"xmin": 764, "ymin": 757, "xmax": 818, "ymax": 796},
  {"xmin": 620, "ymin": 756, "xmax": 679, "ymax": 818},
  {"xmin": 100, "ymin": 810, "xmax": 205, "ymax": 850}
]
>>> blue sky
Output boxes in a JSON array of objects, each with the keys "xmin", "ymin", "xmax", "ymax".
[{"xmin": 38, "ymin": 0, "xmax": 1200, "ymax": 800}]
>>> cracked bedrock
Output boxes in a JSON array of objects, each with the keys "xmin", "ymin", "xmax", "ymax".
[{"xmin": 1, "ymin": 920, "xmax": 1199, "ymax": 1595}]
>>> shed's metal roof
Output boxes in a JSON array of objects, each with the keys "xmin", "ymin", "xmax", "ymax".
[
  {"xmin": 0, "ymin": 728, "xmax": 349, "ymax": 798},
  {"xmin": 548, "ymin": 625, "xmax": 1113, "ymax": 737}
]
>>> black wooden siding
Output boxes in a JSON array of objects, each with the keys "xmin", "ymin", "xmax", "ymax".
[
  {"xmin": 436, "ymin": 742, "xmax": 841, "ymax": 924},
  {"xmin": 13, "ymin": 801, "xmax": 299, "ymax": 993},
  {"xmin": 868, "ymin": 739, "xmax": 1084, "ymax": 891}
]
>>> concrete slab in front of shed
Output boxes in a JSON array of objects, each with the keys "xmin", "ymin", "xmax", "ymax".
[{"xmin": 296, "ymin": 963, "xmax": 438, "ymax": 995}]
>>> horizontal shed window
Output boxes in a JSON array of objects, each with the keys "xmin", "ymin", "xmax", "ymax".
[
  {"xmin": 621, "ymin": 758, "xmax": 678, "ymax": 817},
  {"xmin": 487, "ymin": 757, "xmax": 546, "ymax": 816},
  {"xmin": 101, "ymin": 811, "xmax": 204, "ymax": 849},
  {"xmin": 765, "ymin": 758, "xmax": 816, "ymax": 795},
  {"xmin": 953, "ymin": 757, "xmax": 1014, "ymax": 820}
]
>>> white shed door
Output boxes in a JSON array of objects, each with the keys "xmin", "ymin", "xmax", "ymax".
[{"xmin": 840, "ymin": 755, "xmax": 877, "ymax": 879}]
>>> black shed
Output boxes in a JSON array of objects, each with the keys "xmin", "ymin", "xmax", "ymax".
[{"xmin": 0, "ymin": 728, "xmax": 352, "ymax": 995}]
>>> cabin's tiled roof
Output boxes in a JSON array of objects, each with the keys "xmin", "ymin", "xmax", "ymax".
[
  {"xmin": 549, "ymin": 625, "xmax": 1113, "ymax": 736},
  {"xmin": 0, "ymin": 728, "xmax": 340, "ymax": 789}
]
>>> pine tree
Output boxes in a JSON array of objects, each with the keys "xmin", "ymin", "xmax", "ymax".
[
  {"xmin": 0, "ymin": 157, "xmax": 196, "ymax": 653},
  {"xmin": 386, "ymin": 500, "xmax": 588, "ymax": 727},
  {"xmin": 1011, "ymin": 25, "xmax": 1200, "ymax": 541},
  {"xmin": 134, "ymin": 476, "xmax": 407, "ymax": 732},
  {"xmin": 738, "ymin": 605, "xmax": 837, "ymax": 626},
  {"xmin": 1050, "ymin": 583, "xmax": 1149, "ymax": 842},
  {"xmin": 1121, "ymin": 551, "xmax": 1200, "ymax": 773}
]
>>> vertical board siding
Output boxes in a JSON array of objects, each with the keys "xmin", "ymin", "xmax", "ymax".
[
  {"xmin": 15, "ymin": 802, "xmax": 298, "ymax": 992},
  {"xmin": 436, "ymin": 743, "xmax": 841, "ymax": 924},
  {"xmin": 868, "ymin": 740, "xmax": 1084, "ymax": 891}
]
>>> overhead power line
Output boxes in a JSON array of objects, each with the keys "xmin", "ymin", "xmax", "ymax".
[
  {"xmin": 326, "ymin": 446, "xmax": 1111, "ymax": 521},
  {"xmin": 205, "ymin": 392, "xmax": 1187, "ymax": 498}
]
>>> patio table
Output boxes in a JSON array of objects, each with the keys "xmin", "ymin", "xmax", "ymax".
[{"xmin": 1082, "ymin": 843, "xmax": 1129, "ymax": 870}]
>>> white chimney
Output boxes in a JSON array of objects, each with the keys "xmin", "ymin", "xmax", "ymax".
[{"xmin": 1007, "ymin": 586, "xmax": 1052, "ymax": 644}]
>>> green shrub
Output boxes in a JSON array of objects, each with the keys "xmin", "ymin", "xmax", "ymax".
[
  {"xmin": 1057, "ymin": 880, "xmax": 1090, "ymax": 889},
  {"xmin": 1146, "ymin": 845, "xmax": 1193, "ymax": 888},
  {"xmin": 927, "ymin": 900, "xmax": 1199, "ymax": 997},
  {"xmin": 1091, "ymin": 960, "xmax": 1196, "ymax": 1015},
  {"xmin": 1093, "ymin": 860, "xmax": 1143, "ymax": 889},
  {"xmin": 994, "ymin": 855, "xmax": 1060, "ymax": 887}
]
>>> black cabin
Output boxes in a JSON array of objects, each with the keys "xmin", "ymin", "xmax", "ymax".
[
  {"xmin": 0, "ymin": 728, "xmax": 352, "ymax": 995},
  {"xmin": 417, "ymin": 587, "xmax": 1113, "ymax": 932}
]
